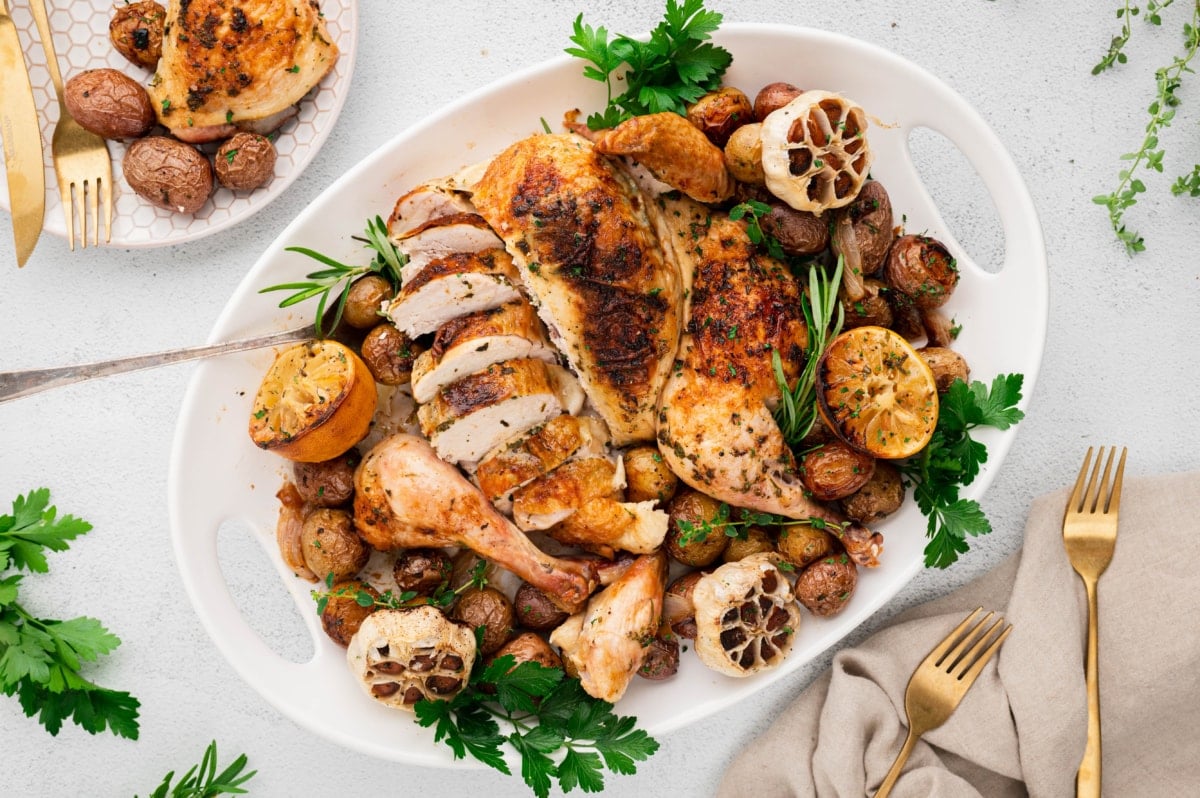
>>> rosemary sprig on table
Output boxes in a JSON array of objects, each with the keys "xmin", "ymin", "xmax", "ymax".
[
  {"xmin": 1092, "ymin": 0, "xmax": 1200, "ymax": 253},
  {"xmin": 259, "ymin": 216, "xmax": 406, "ymax": 337},
  {"xmin": 772, "ymin": 258, "xmax": 844, "ymax": 447},
  {"xmin": 138, "ymin": 740, "xmax": 256, "ymax": 798}
]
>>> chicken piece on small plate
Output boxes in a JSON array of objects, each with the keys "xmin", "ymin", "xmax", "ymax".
[
  {"xmin": 474, "ymin": 415, "xmax": 611, "ymax": 514},
  {"xmin": 148, "ymin": 0, "xmax": 338, "ymax": 142},
  {"xmin": 354, "ymin": 433, "xmax": 597, "ymax": 612},
  {"xmin": 411, "ymin": 300, "xmax": 558, "ymax": 404},
  {"xmin": 550, "ymin": 550, "xmax": 667, "ymax": 702},
  {"xmin": 387, "ymin": 249, "xmax": 521, "ymax": 338},
  {"xmin": 417, "ymin": 358, "xmax": 584, "ymax": 465},
  {"xmin": 472, "ymin": 133, "xmax": 684, "ymax": 446},
  {"xmin": 655, "ymin": 196, "xmax": 882, "ymax": 563}
]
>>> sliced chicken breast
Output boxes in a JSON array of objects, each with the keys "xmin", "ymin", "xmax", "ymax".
[
  {"xmin": 475, "ymin": 415, "xmax": 612, "ymax": 512},
  {"xmin": 417, "ymin": 359, "xmax": 584, "ymax": 464},
  {"xmin": 387, "ymin": 249, "xmax": 521, "ymax": 338},
  {"xmin": 472, "ymin": 133, "xmax": 684, "ymax": 446},
  {"xmin": 511, "ymin": 456, "xmax": 625, "ymax": 532},
  {"xmin": 394, "ymin": 214, "xmax": 504, "ymax": 285},
  {"xmin": 411, "ymin": 300, "xmax": 558, "ymax": 404},
  {"xmin": 388, "ymin": 181, "xmax": 477, "ymax": 239}
]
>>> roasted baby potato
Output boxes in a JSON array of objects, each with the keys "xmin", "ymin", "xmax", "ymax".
[
  {"xmin": 215, "ymin": 132, "xmax": 276, "ymax": 190},
  {"xmin": 109, "ymin": 1, "xmax": 166, "ymax": 69},
  {"xmin": 623, "ymin": 445, "xmax": 679, "ymax": 504},
  {"xmin": 687, "ymin": 86, "xmax": 754, "ymax": 147},
  {"xmin": 64, "ymin": 69, "xmax": 155, "ymax": 140},
  {"xmin": 122, "ymin": 136, "xmax": 213, "ymax": 213}
]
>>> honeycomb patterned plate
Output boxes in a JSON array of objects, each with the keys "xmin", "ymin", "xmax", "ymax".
[{"xmin": 0, "ymin": 0, "xmax": 356, "ymax": 247}]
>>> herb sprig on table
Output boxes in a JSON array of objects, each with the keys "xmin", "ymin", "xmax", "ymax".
[
  {"xmin": 566, "ymin": 0, "xmax": 732, "ymax": 130},
  {"xmin": 259, "ymin": 215, "xmax": 406, "ymax": 337},
  {"xmin": 1092, "ymin": 0, "xmax": 1200, "ymax": 252},
  {"xmin": 138, "ymin": 740, "xmax": 256, "ymax": 798},
  {"xmin": 0, "ymin": 488, "xmax": 140, "ymax": 738},
  {"xmin": 898, "ymin": 374, "xmax": 1025, "ymax": 568},
  {"xmin": 415, "ymin": 654, "xmax": 658, "ymax": 798}
]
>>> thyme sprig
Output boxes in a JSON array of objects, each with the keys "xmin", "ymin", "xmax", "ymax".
[
  {"xmin": 772, "ymin": 258, "xmax": 844, "ymax": 446},
  {"xmin": 1093, "ymin": 0, "xmax": 1139, "ymax": 74},
  {"xmin": 675, "ymin": 500, "xmax": 846, "ymax": 547},
  {"xmin": 1092, "ymin": 1, "xmax": 1200, "ymax": 253},
  {"xmin": 311, "ymin": 559, "xmax": 489, "ymax": 615},
  {"xmin": 259, "ymin": 215, "xmax": 406, "ymax": 337}
]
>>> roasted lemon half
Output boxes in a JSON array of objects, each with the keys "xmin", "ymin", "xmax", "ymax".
[
  {"xmin": 248, "ymin": 340, "xmax": 377, "ymax": 462},
  {"xmin": 816, "ymin": 326, "xmax": 938, "ymax": 459}
]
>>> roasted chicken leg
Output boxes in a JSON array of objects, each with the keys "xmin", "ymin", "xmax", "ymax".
[{"xmin": 353, "ymin": 433, "xmax": 598, "ymax": 612}]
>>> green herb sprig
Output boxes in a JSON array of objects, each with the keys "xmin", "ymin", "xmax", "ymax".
[
  {"xmin": 729, "ymin": 199, "xmax": 786, "ymax": 260},
  {"xmin": 1092, "ymin": 1, "xmax": 1200, "ymax": 252},
  {"xmin": 898, "ymin": 374, "xmax": 1025, "ymax": 568},
  {"xmin": 312, "ymin": 559, "xmax": 488, "ymax": 615},
  {"xmin": 675, "ymin": 500, "xmax": 845, "ymax": 547},
  {"xmin": 566, "ymin": 0, "xmax": 732, "ymax": 130},
  {"xmin": 138, "ymin": 740, "xmax": 256, "ymax": 798},
  {"xmin": 414, "ymin": 655, "xmax": 659, "ymax": 797},
  {"xmin": 259, "ymin": 215, "xmax": 406, "ymax": 337},
  {"xmin": 0, "ymin": 489, "xmax": 140, "ymax": 739},
  {"xmin": 772, "ymin": 258, "xmax": 845, "ymax": 446}
]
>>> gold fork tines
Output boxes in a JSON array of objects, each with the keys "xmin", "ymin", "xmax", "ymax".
[
  {"xmin": 28, "ymin": 0, "xmax": 113, "ymax": 249},
  {"xmin": 873, "ymin": 608, "xmax": 1013, "ymax": 798},
  {"xmin": 1063, "ymin": 446, "xmax": 1126, "ymax": 798}
]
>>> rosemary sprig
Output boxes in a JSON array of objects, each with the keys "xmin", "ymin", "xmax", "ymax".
[
  {"xmin": 772, "ymin": 258, "xmax": 844, "ymax": 446},
  {"xmin": 1092, "ymin": 2, "xmax": 1200, "ymax": 253},
  {"xmin": 259, "ymin": 216, "xmax": 406, "ymax": 337}
]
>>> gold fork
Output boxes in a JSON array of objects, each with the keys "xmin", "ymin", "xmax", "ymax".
[
  {"xmin": 1063, "ymin": 446, "xmax": 1127, "ymax": 798},
  {"xmin": 873, "ymin": 608, "xmax": 1013, "ymax": 798},
  {"xmin": 27, "ymin": 0, "xmax": 113, "ymax": 248}
]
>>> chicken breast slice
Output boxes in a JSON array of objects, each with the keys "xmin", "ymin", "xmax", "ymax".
[
  {"xmin": 388, "ymin": 181, "xmax": 477, "ymax": 239},
  {"xmin": 474, "ymin": 415, "xmax": 612, "ymax": 513},
  {"xmin": 387, "ymin": 249, "xmax": 521, "ymax": 338},
  {"xmin": 472, "ymin": 133, "xmax": 684, "ymax": 446},
  {"xmin": 394, "ymin": 214, "xmax": 505, "ymax": 285},
  {"xmin": 411, "ymin": 300, "xmax": 558, "ymax": 404},
  {"xmin": 510, "ymin": 455, "xmax": 625, "ymax": 532},
  {"xmin": 417, "ymin": 359, "xmax": 584, "ymax": 465}
]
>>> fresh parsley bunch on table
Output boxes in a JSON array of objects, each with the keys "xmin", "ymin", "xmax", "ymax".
[
  {"xmin": 0, "ymin": 488, "xmax": 140, "ymax": 738},
  {"xmin": 567, "ymin": 0, "xmax": 733, "ymax": 130},
  {"xmin": 415, "ymin": 654, "xmax": 659, "ymax": 797}
]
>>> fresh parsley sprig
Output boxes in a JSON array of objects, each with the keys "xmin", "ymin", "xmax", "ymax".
[
  {"xmin": 729, "ymin": 200, "xmax": 786, "ymax": 260},
  {"xmin": 259, "ymin": 215, "xmax": 406, "ymax": 337},
  {"xmin": 1092, "ymin": 1, "xmax": 1200, "ymax": 253},
  {"xmin": 772, "ymin": 258, "xmax": 845, "ymax": 447},
  {"xmin": 898, "ymin": 374, "xmax": 1025, "ymax": 568},
  {"xmin": 138, "ymin": 740, "xmax": 256, "ymax": 798},
  {"xmin": 566, "ymin": 0, "xmax": 732, "ymax": 130},
  {"xmin": 415, "ymin": 655, "xmax": 659, "ymax": 798},
  {"xmin": 0, "ymin": 488, "xmax": 140, "ymax": 738}
]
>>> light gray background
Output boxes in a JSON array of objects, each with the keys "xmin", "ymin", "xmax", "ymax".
[{"xmin": 2, "ymin": 1, "xmax": 1197, "ymax": 795}]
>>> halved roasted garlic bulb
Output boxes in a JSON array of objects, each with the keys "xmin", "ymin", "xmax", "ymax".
[
  {"xmin": 760, "ymin": 90, "xmax": 872, "ymax": 214},
  {"xmin": 346, "ymin": 606, "xmax": 476, "ymax": 709},
  {"xmin": 692, "ymin": 553, "xmax": 801, "ymax": 677}
]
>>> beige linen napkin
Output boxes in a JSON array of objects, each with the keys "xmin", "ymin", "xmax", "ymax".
[{"xmin": 718, "ymin": 471, "xmax": 1200, "ymax": 797}]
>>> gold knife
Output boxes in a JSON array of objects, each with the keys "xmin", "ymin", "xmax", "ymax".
[{"xmin": 0, "ymin": 0, "xmax": 45, "ymax": 266}]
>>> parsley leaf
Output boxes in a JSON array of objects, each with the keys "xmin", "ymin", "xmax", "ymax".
[
  {"xmin": 0, "ymin": 489, "xmax": 140, "ymax": 738},
  {"xmin": 567, "ymin": 0, "xmax": 732, "ymax": 130},
  {"xmin": 899, "ymin": 375, "xmax": 1025, "ymax": 568},
  {"xmin": 415, "ymin": 655, "xmax": 658, "ymax": 797}
]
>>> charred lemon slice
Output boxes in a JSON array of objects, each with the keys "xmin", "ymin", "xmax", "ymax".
[
  {"xmin": 816, "ymin": 326, "xmax": 938, "ymax": 459},
  {"xmin": 760, "ymin": 90, "xmax": 872, "ymax": 214},
  {"xmin": 249, "ymin": 340, "xmax": 377, "ymax": 462}
]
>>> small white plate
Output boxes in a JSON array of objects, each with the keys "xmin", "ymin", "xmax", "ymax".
[
  {"xmin": 169, "ymin": 24, "xmax": 1048, "ymax": 767},
  {"xmin": 0, "ymin": 0, "xmax": 356, "ymax": 247}
]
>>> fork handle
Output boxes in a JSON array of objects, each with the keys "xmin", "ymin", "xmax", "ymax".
[
  {"xmin": 0, "ymin": 325, "xmax": 315, "ymax": 404},
  {"xmin": 26, "ymin": 0, "xmax": 64, "ymax": 104},
  {"xmin": 1077, "ymin": 578, "xmax": 1102, "ymax": 798},
  {"xmin": 874, "ymin": 727, "xmax": 919, "ymax": 798}
]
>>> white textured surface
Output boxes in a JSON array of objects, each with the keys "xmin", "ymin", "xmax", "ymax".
[{"xmin": 0, "ymin": 1, "xmax": 1197, "ymax": 795}]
